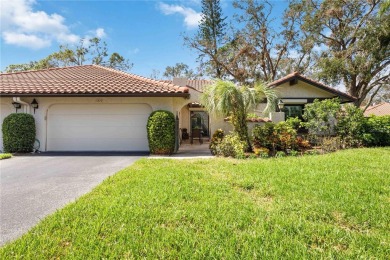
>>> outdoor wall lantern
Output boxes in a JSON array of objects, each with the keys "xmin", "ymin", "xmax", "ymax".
[
  {"xmin": 12, "ymin": 102, "xmax": 21, "ymax": 112},
  {"xmin": 277, "ymin": 99, "xmax": 284, "ymax": 111},
  {"xmin": 31, "ymin": 99, "xmax": 39, "ymax": 113}
]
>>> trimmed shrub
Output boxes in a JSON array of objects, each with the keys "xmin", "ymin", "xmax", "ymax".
[
  {"xmin": 2, "ymin": 113, "xmax": 36, "ymax": 153},
  {"xmin": 252, "ymin": 122, "xmax": 278, "ymax": 151},
  {"xmin": 302, "ymin": 98, "xmax": 340, "ymax": 137},
  {"xmin": 274, "ymin": 121, "xmax": 298, "ymax": 151},
  {"xmin": 209, "ymin": 129, "xmax": 224, "ymax": 155},
  {"xmin": 363, "ymin": 115, "xmax": 390, "ymax": 146},
  {"xmin": 252, "ymin": 121, "xmax": 298, "ymax": 154},
  {"xmin": 216, "ymin": 133, "xmax": 246, "ymax": 159},
  {"xmin": 336, "ymin": 104, "xmax": 366, "ymax": 148},
  {"xmin": 147, "ymin": 110, "xmax": 176, "ymax": 155}
]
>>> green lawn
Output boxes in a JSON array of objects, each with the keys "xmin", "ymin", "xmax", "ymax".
[{"xmin": 1, "ymin": 148, "xmax": 389, "ymax": 259}]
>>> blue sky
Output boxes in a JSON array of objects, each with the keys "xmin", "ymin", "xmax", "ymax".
[{"xmin": 1, "ymin": 0, "xmax": 288, "ymax": 78}]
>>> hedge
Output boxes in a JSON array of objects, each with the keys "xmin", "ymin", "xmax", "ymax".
[
  {"xmin": 2, "ymin": 113, "xmax": 36, "ymax": 153},
  {"xmin": 363, "ymin": 115, "xmax": 390, "ymax": 146},
  {"xmin": 147, "ymin": 110, "xmax": 176, "ymax": 155}
]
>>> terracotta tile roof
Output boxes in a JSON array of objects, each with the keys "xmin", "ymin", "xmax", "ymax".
[
  {"xmin": 268, "ymin": 72, "xmax": 356, "ymax": 102},
  {"xmin": 364, "ymin": 102, "xmax": 390, "ymax": 116},
  {"xmin": 161, "ymin": 79, "xmax": 213, "ymax": 92},
  {"xmin": 0, "ymin": 65, "xmax": 189, "ymax": 97}
]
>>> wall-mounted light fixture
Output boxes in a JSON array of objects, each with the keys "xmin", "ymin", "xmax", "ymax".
[
  {"xmin": 12, "ymin": 102, "xmax": 21, "ymax": 112},
  {"xmin": 31, "ymin": 99, "xmax": 39, "ymax": 114},
  {"xmin": 277, "ymin": 99, "xmax": 284, "ymax": 111}
]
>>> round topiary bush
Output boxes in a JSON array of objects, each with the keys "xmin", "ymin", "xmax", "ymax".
[
  {"xmin": 2, "ymin": 113, "xmax": 36, "ymax": 153},
  {"xmin": 147, "ymin": 110, "xmax": 176, "ymax": 155}
]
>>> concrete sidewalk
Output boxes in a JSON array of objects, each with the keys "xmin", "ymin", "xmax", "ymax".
[{"xmin": 149, "ymin": 142, "xmax": 214, "ymax": 159}]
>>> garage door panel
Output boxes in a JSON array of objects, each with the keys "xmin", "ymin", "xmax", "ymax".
[
  {"xmin": 49, "ymin": 126, "xmax": 147, "ymax": 139},
  {"xmin": 49, "ymin": 114, "xmax": 148, "ymax": 127},
  {"xmin": 48, "ymin": 138, "xmax": 148, "ymax": 151},
  {"xmin": 50, "ymin": 104, "xmax": 151, "ymax": 115},
  {"xmin": 47, "ymin": 104, "xmax": 152, "ymax": 151}
]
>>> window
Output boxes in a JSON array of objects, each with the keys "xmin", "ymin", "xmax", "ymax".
[{"xmin": 284, "ymin": 105, "xmax": 304, "ymax": 120}]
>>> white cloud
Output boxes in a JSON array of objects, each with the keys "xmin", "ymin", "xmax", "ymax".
[
  {"xmin": 2, "ymin": 32, "xmax": 51, "ymax": 49},
  {"xmin": 95, "ymin": 28, "xmax": 106, "ymax": 38},
  {"xmin": 158, "ymin": 2, "xmax": 201, "ymax": 29},
  {"xmin": 1, "ymin": 0, "xmax": 79, "ymax": 49}
]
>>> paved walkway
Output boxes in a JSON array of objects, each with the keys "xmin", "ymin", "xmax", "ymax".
[
  {"xmin": 150, "ymin": 142, "xmax": 214, "ymax": 159},
  {"xmin": 0, "ymin": 153, "xmax": 143, "ymax": 246}
]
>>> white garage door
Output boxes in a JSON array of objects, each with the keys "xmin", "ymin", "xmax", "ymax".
[
  {"xmin": 0, "ymin": 103, "xmax": 13, "ymax": 152},
  {"xmin": 47, "ymin": 104, "xmax": 152, "ymax": 151}
]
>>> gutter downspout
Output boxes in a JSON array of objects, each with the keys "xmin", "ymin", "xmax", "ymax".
[{"xmin": 13, "ymin": 97, "xmax": 30, "ymax": 113}]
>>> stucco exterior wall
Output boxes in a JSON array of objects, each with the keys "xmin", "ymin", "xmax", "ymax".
[
  {"xmin": 175, "ymin": 89, "xmax": 234, "ymax": 137},
  {"xmin": 275, "ymin": 81, "xmax": 335, "ymax": 99},
  {"xmin": 0, "ymin": 96, "xmax": 185, "ymax": 152}
]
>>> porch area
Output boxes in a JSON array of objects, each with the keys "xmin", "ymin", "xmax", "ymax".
[{"xmin": 175, "ymin": 139, "xmax": 212, "ymax": 157}]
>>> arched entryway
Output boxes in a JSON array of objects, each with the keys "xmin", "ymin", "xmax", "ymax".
[{"xmin": 179, "ymin": 102, "xmax": 210, "ymax": 145}]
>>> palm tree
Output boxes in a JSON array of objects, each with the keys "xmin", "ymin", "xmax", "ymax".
[{"xmin": 201, "ymin": 80, "xmax": 277, "ymax": 151}]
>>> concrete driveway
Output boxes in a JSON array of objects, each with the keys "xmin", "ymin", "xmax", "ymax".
[{"xmin": 0, "ymin": 153, "xmax": 145, "ymax": 246}]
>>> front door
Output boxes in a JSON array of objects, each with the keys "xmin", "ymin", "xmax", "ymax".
[{"xmin": 190, "ymin": 111, "xmax": 209, "ymax": 137}]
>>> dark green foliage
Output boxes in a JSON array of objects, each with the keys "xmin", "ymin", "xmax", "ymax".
[
  {"xmin": 285, "ymin": 117, "xmax": 301, "ymax": 130},
  {"xmin": 147, "ymin": 110, "xmax": 176, "ymax": 155},
  {"xmin": 209, "ymin": 129, "xmax": 224, "ymax": 155},
  {"xmin": 363, "ymin": 115, "xmax": 390, "ymax": 146},
  {"xmin": 336, "ymin": 104, "xmax": 366, "ymax": 147},
  {"xmin": 252, "ymin": 123, "xmax": 276, "ymax": 150},
  {"xmin": 2, "ymin": 113, "xmax": 36, "ymax": 153}
]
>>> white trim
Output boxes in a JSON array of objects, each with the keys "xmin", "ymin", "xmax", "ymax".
[{"xmin": 281, "ymin": 99, "xmax": 308, "ymax": 104}]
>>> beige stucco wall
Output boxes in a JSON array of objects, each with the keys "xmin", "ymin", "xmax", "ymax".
[
  {"xmin": 175, "ymin": 89, "xmax": 234, "ymax": 138},
  {"xmin": 0, "ymin": 96, "xmax": 187, "ymax": 152},
  {"xmin": 275, "ymin": 81, "xmax": 335, "ymax": 99}
]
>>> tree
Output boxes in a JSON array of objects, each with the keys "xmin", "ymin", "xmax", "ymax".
[
  {"xmin": 228, "ymin": 0, "xmax": 309, "ymax": 82},
  {"xmin": 291, "ymin": 0, "xmax": 390, "ymax": 106},
  {"xmin": 149, "ymin": 69, "xmax": 161, "ymax": 80},
  {"xmin": 163, "ymin": 63, "xmax": 198, "ymax": 79},
  {"xmin": 184, "ymin": 0, "xmax": 227, "ymax": 79},
  {"xmin": 4, "ymin": 37, "xmax": 132, "ymax": 72},
  {"xmin": 201, "ymin": 80, "xmax": 277, "ymax": 150},
  {"xmin": 185, "ymin": 0, "xmax": 312, "ymax": 84},
  {"xmin": 380, "ymin": 0, "xmax": 390, "ymax": 16}
]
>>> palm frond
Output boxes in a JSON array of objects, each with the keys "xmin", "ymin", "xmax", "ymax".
[{"xmin": 254, "ymin": 81, "xmax": 279, "ymax": 116}]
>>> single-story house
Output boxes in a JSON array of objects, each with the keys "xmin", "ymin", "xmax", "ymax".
[
  {"xmin": 363, "ymin": 102, "xmax": 390, "ymax": 117},
  {"xmin": 0, "ymin": 66, "xmax": 355, "ymax": 152}
]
